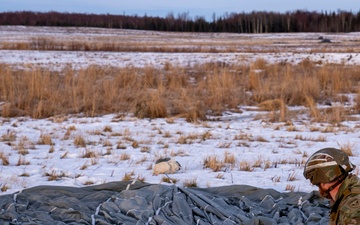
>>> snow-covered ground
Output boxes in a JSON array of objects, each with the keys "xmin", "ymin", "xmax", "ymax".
[
  {"xmin": 1, "ymin": 107, "xmax": 359, "ymax": 196},
  {"xmin": 1, "ymin": 50, "xmax": 359, "ymax": 70},
  {"xmin": 0, "ymin": 26, "xmax": 359, "ymax": 70},
  {"xmin": 0, "ymin": 26, "xmax": 359, "ymax": 196}
]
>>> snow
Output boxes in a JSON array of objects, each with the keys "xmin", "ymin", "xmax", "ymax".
[
  {"xmin": 0, "ymin": 26, "xmax": 359, "ymax": 196},
  {"xmin": 1, "ymin": 50, "xmax": 359, "ymax": 71},
  {"xmin": 1, "ymin": 26, "xmax": 360, "ymax": 70},
  {"xmin": 1, "ymin": 108, "xmax": 359, "ymax": 196}
]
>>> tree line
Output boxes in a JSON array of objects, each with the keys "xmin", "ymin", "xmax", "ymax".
[{"xmin": 1, "ymin": 10, "xmax": 360, "ymax": 33}]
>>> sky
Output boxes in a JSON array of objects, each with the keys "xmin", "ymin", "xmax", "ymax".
[{"xmin": 1, "ymin": 0, "xmax": 360, "ymax": 21}]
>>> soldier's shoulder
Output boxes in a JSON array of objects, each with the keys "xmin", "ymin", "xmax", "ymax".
[
  {"xmin": 338, "ymin": 191, "xmax": 360, "ymax": 224},
  {"xmin": 339, "ymin": 176, "xmax": 360, "ymax": 210},
  {"xmin": 340, "ymin": 192, "xmax": 360, "ymax": 210},
  {"xmin": 340, "ymin": 174, "xmax": 360, "ymax": 197}
]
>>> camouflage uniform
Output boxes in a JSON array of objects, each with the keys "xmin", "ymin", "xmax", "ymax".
[
  {"xmin": 303, "ymin": 148, "xmax": 360, "ymax": 225},
  {"xmin": 329, "ymin": 174, "xmax": 360, "ymax": 225}
]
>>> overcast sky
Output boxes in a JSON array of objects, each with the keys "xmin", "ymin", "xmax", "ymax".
[{"xmin": 1, "ymin": 0, "xmax": 359, "ymax": 20}]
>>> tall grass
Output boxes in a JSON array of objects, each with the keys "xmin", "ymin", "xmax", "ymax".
[
  {"xmin": 2, "ymin": 36, "xmax": 360, "ymax": 54},
  {"xmin": 0, "ymin": 61, "xmax": 359, "ymax": 123}
]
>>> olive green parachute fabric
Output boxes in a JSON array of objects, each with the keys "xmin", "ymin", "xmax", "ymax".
[{"xmin": 0, "ymin": 181, "xmax": 330, "ymax": 225}]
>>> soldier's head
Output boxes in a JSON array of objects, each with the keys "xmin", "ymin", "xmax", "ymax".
[{"xmin": 303, "ymin": 147, "xmax": 355, "ymax": 198}]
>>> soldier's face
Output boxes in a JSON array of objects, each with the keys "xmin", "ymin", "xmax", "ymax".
[
  {"xmin": 318, "ymin": 183, "xmax": 328, "ymax": 197},
  {"xmin": 317, "ymin": 183, "xmax": 334, "ymax": 200}
]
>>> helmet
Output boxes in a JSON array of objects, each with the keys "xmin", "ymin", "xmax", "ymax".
[{"xmin": 303, "ymin": 148, "xmax": 356, "ymax": 185}]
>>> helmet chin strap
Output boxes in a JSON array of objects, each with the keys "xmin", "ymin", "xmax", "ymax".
[{"xmin": 320, "ymin": 173, "xmax": 348, "ymax": 200}]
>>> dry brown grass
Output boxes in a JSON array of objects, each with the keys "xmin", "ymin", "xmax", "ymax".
[
  {"xmin": 201, "ymin": 131, "xmax": 212, "ymax": 140},
  {"xmin": 234, "ymin": 132, "xmax": 252, "ymax": 141},
  {"xmin": 0, "ymin": 151, "xmax": 9, "ymax": 165},
  {"xmin": 305, "ymin": 95, "xmax": 320, "ymax": 121},
  {"xmin": 1, "ymin": 37, "xmax": 237, "ymax": 53},
  {"xmin": 37, "ymin": 134, "xmax": 53, "ymax": 145},
  {"xmin": 239, "ymin": 161, "xmax": 253, "ymax": 172},
  {"xmin": 2, "ymin": 29, "xmax": 360, "ymax": 54},
  {"xmin": 286, "ymin": 125, "xmax": 298, "ymax": 132},
  {"xmin": 80, "ymin": 162, "xmax": 89, "ymax": 170},
  {"xmin": 183, "ymin": 178, "xmax": 197, "ymax": 187},
  {"xmin": 250, "ymin": 58, "xmax": 268, "ymax": 70},
  {"xmin": 163, "ymin": 131, "xmax": 172, "ymax": 138},
  {"xmin": 136, "ymin": 156, "xmax": 148, "ymax": 164},
  {"xmin": 161, "ymin": 176, "xmax": 179, "ymax": 184},
  {"xmin": 134, "ymin": 90, "xmax": 167, "ymax": 119},
  {"xmin": 44, "ymin": 170, "xmax": 66, "ymax": 181},
  {"xmin": 104, "ymin": 148, "xmax": 112, "ymax": 155},
  {"xmin": 287, "ymin": 171, "xmax": 297, "ymax": 181},
  {"xmin": 271, "ymin": 175, "xmax": 281, "ymax": 183},
  {"xmin": 203, "ymin": 156, "xmax": 224, "ymax": 172},
  {"xmin": 255, "ymin": 136, "xmax": 269, "ymax": 142},
  {"xmin": 321, "ymin": 126, "xmax": 336, "ymax": 133},
  {"xmin": 102, "ymin": 140, "xmax": 112, "ymax": 147},
  {"xmin": 140, "ymin": 146, "xmax": 151, "ymax": 153},
  {"xmin": 217, "ymin": 142, "xmax": 232, "ymax": 148},
  {"xmin": 136, "ymin": 175, "xmax": 146, "ymax": 182},
  {"xmin": 16, "ymin": 156, "xmax": 30, "ymax": 166},
  {"xmin": 103, "ymin": 126, "xmax": 112, "ymax": 132},
  {"xmin": 1, "ymin": 184, "xmax": 10, "ymax": 192},
  {"xmin": 83, "ymin": 180, "xmax": 95, "ymax": 185},
  {"xmin": 74, "ymin": 135, "xmax": 86, "ymax": 147},
  {"xmin": 131, "ymin": 140, "xmax": 139, "ymax": 148},
  {"xmin": 120, "ymin": 153, "xmax": 131, "ymax": 161},
  {"xmin": 15, "ymin": 146, "xmax": 29, "ymax": 156},
  {"xmin": 295, "ymin": 134, "xmax": 327, "ymax": 142},
  {"xmin": 177, "ymin": 136, "xmax": 189, "ymax": 145},
  {"xmin": 122, "ymin": 171, "xmax": 135, "ymax": 181},
  {"xmin": 340, "ymin": 143, "xmax": 355, "ymax": 156},
  {"xmin": 258, "ymin": 99, "xmax": 284, "ymax": 111},
  {"xmin": 253, "ymin": 156, "xmax": 263, "ymax": 168},
  {"xmin": 1, "ymin": 129, "xmax": 16, "ymax": 142},
  {"xmin": 19, "ymin": 172, "xmax": 30, "ymax": 177},
  {"xmin": 0, "ymin": 57, "xmax": 359, "ymax": 123},
  {"xmin": 116, "ymin": 141, "xmax": 127, "ymax": 150},
  {"xmin": 170, "ymin": 149, "xmax": 187, "ymax": 157},
  {"xmin": 48, "ymin": 145, "xmax": 55, "ymax": 153},
  {"xmin": 263, "ymin": 160, "xmax": 272, "ymax": 170},
  {"xmin": 215, "ymin": 173, "xmax": 224, "ymax": 179},
  {"xmin": 285, "ymin": 184, "xmax": 296, "ymax": 192},
  {"xmin": 14, "ymin": 136, "xmax": 35, "ymax": 155},
  {"xmin": 354, "ymin": 87, "xmax": 360, "ymax": 113},
  {"xmin": 224, "ymin": 151, "xmax": 236, "ymax": 165},
  {"xmin": 80, "ymin": 149, "xmax": 98, "ymax": 158},
  {"xmin": 60, "ymin": 151, "xmax": 68, "ymax": 159}
]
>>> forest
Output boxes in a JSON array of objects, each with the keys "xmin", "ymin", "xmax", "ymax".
[{"xmin": 0, "ymin": 10, "xmax": 360, "ymax": 33}]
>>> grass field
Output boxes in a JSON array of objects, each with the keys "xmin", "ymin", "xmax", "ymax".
[{"xmin": 0, "ymin": 26, "xmax": 359, "ymax": 195}]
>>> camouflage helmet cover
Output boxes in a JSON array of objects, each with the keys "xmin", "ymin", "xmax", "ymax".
[{"xmin": 303, "ymin": 148, "xmax": 356, "ymax": 185}]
